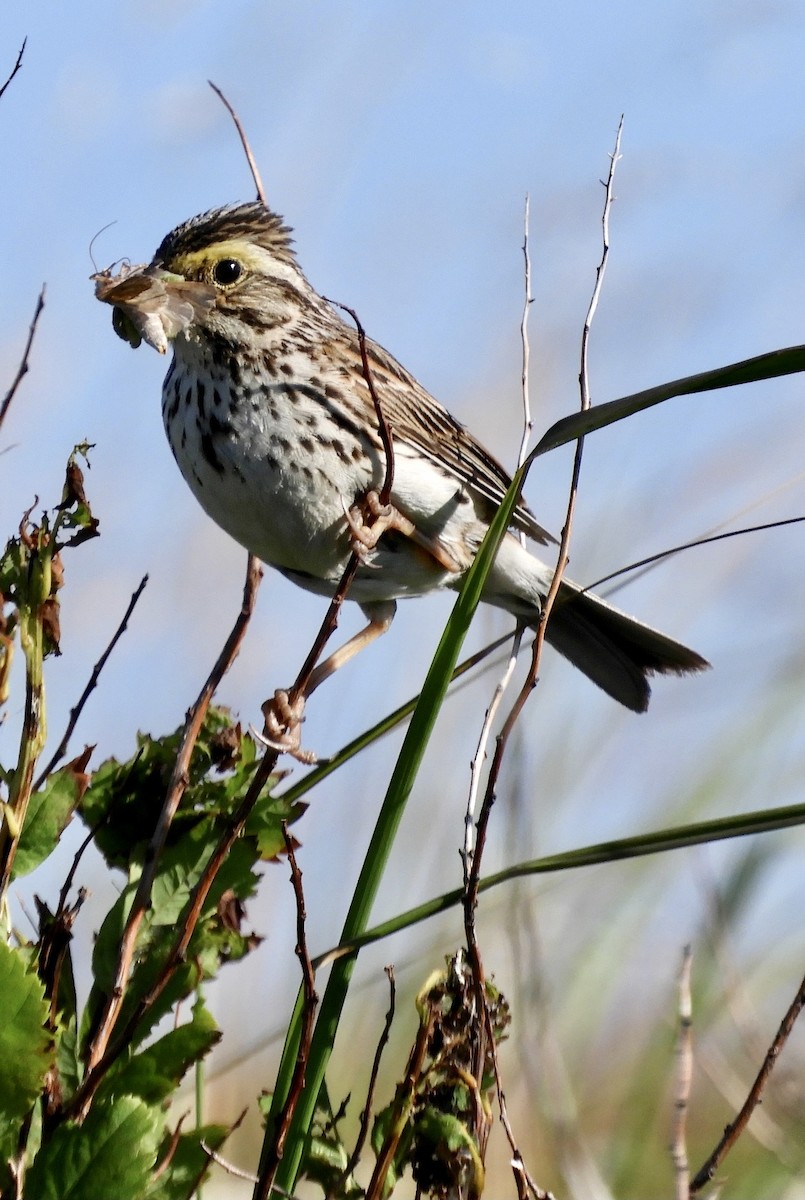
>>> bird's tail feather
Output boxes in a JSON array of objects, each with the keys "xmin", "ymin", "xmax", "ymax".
[{"xmin": 544, "ymin": 581, "xmax": 709, "ymax": 712}]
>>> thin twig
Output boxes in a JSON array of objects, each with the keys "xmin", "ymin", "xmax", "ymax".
[
  {"xmin": 462, "ymin": 631, "xmax": 523, "ymax": 887},
  {"xmin": 1, "ymin": 287, "xmax": 45, "ymax": 432},
  {"xmin": 462, "ymin": 195, "xmax": 534, "ymax": 883},
  {"xmin": 0, "ymin": 38, "xmax": 26, "ymax": 102},
  {"xmin": 254, "ymin": 829, "xmax": 319, "ymax": 1200},
  {"xmin": 325, "ymin": 299, "xmax": 396, "ymax": 504},
  {"xmin": 485, "ymin": 1003, "xmax": 555, "ymax": 1200},
  {"xmin": 517, "ymin": 193, "xmax": 535, "ymax": 482},
  {"xmin": 340, "ymin": 965, "xmax": 397, "ymax": 1187},
  {"xmin": 74, "ymin": 555, "xmax": 262, "ymax": 1114},
  {"xmin": 34, "ymin": 575, "xmax": 148, "ymax": 789},
  {"xmin": 200, "ymin": 1144, "xmax": 259, "ymax": 1183},
  {"xmin": 671, "ymin": 945, "xmax": 693, "ymax": 1200},
  {"xmin": 208, "ymin": 81, "xmax": 267, "ymax": 206},
  {"xmin": 461, "ymin": 124, "xmax": 624, "ymax": 1181},
  {"xmin": 365, "ymin": 1002, "xmax": 435, "ymax": 1200},
  {"xmin": 584, "ymin": 515, "xmax": 805, "ymax": 598},
  {"xmin": 690, "ymin": 967, "xmax": 805, "ymax": 1194}
]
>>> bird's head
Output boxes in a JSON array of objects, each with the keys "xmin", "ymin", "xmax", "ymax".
[{"xmin": 93, "ymin": 202, "xmax": 305, "ymax": 354}]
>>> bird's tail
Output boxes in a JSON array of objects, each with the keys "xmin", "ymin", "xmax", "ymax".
[{"xmin": 544, "ymin": 580, "xmax": 709, "ymax": 712}]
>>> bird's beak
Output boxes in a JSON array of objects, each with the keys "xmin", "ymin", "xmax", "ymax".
[{"xmin": 93, "ymin": 262, "xmax": 216, "ymax": 355}]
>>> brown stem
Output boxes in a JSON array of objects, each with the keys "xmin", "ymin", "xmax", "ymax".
[
  {"xmin": 1, "ymin": 285, "xmax": 45, "ymax": 432},
  {"xmin": 74, "ymin": 556, "xmax": 262, "ymax": 1115},
  {"xmin": 324, "ymin": 299, "xmax": 396, "ymax": 505},
  {"xmin": 34, "ymin": 575, "xmax": 148, "ymax": 789},
  {"xmin": 689, "ymin": 967, "xmax": 805, "ymax": 1194},
  {"xmin": 339, "ymin": 965, "xmax": 397, "ymax": 1188},
  {"xmin": 254, "ymin": 829, "xmax": 319, "ymax": 1199},
  {"xmin": 0, "ymin": 37, "xmax": 26, "ymax": 102},
  {"xmin": 208, "ymin": 81, "xmax": 268, "ymax": 207}
]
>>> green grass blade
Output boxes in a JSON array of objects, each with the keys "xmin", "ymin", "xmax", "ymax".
[
  {"xmin": 315, "ymin": 802, "xmax": 805, "ymax": 963},
  {"xmin": 265, "ymin": 466, "xmax": 527, "ymax": 1195},
  {"xmin": 532, "ymin": 345, "xmax": 805, "ymax": 458}
]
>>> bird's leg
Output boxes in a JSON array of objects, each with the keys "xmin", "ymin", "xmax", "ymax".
[
  {"xmin": 345, "ymin": 490, "xmax": 463, "ymax": 573},
  {"xmin": 260, "ymin": 601, "xmax": 397, "ymax": 764},
  {"xmin": 305, "ymin": 600, "xmax": 396, "ymax": 696}
]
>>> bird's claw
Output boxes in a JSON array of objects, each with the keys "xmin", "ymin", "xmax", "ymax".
[
  {"xmin": 343, "ymin": 490, "xmax": 417, "ymax": 558},
  {"xmin": 260, "ymin": 689, "xmax": 318, "ymax": 765}
]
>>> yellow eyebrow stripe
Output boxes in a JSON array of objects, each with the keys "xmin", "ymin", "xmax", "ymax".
[{"xmin": 169, "ymin": 240, "xmax": 263, "ymax": 275}]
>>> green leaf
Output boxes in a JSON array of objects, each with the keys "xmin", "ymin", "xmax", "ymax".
[
  {"xmin": 0, "ymin": 941, "xmax": 53, "ymax": 1161},
  {"xmin": 55, "ymin": 1017, "xmax": 81, "ymax": 1105},
  {"xmin": 13, "ymin": 768, "xmax": 82, "ymax": 877},
  {"xmin": 79, "ymin": 709, "xmax": 286, "ymax": 873},
  {"xmin": 98, "ymin": 997, "xmax": 220, "ymax": 1105},
  {"xmin": 146, "ymin": 1124, "xmax": 229, "ymax": 1200},
  {"xmin": 81, "ymin": 826, "xmax": 261, "ymax": 1055},
  {"xmin": 26, "ymin": 1095, "xmax": 161, "ymax": 1200}
]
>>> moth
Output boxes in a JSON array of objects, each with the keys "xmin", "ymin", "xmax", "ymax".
[{"xmin": 93, "ymin": 262, "xmax": 216, "ymax": 355}]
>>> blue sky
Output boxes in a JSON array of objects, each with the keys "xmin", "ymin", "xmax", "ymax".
[{"xmin": 1, "ymin": 3, "xmax": 803, "ymax": 1192}]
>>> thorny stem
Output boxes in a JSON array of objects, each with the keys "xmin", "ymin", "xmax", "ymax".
[{"xmin": 74, "ymin": 556, "xmax": 263, "ymax": 1115}]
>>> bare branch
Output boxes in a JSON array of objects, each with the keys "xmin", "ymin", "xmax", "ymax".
[
  {"xmin": 0, "ymin": 38, "xmax": 26, "ymax": 102},
  {"xmin": 485, "ymin": 1002, "xmax": 556, "ymax": 1200},
  {"xmin": 1, "ymin": 287, "xmax": 45, "ymax": 432},
  {"xmin": 463, "ymin": 194, "xmax": 534, "ymax": 885},
  {"xmin": 518, "ymin": 192, "xmax": 535, "ymax": 477},
  {"xmin": 460, "ymin": 130, "xmax": 625, "ymax": 1187},
  {"xmin": 208, "ymin": 81, "xmax": 267, "ymax": 206},
  {"xmin": 200, "ymin": 1144, "xmax": 258, "ymax": 1183},
  {"xmin": 690, "ymin": 967, "xmax": 805, "ymax": 1194},
  {"xmin": 34, "ymin": 575, "xmax": 148, "ymax": 788},
  {"xmin": 262, "ymin": 301, "xmax": 397, "ymax": 757}
]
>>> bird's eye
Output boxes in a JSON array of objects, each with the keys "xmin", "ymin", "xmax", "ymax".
[{"xmin": 212, "ymin": 258, "xmax": 243, "ymax": 286}]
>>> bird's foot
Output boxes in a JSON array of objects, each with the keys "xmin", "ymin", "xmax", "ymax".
[
  {"xmin": 344, "ymin": 490, "xmax": 417, "ymax": 557},
  {"xmin": 260, "ymin": 689, "xmax": 317, "ymax": 765},
  {"xmin": 344, "ymin": 490, "xmax": 462, "ymax": 573}
]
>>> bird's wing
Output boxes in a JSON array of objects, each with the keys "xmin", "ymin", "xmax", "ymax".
[{"xmin": 359, "ymin": 336, "xmax": 554, "ymax": 547}]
